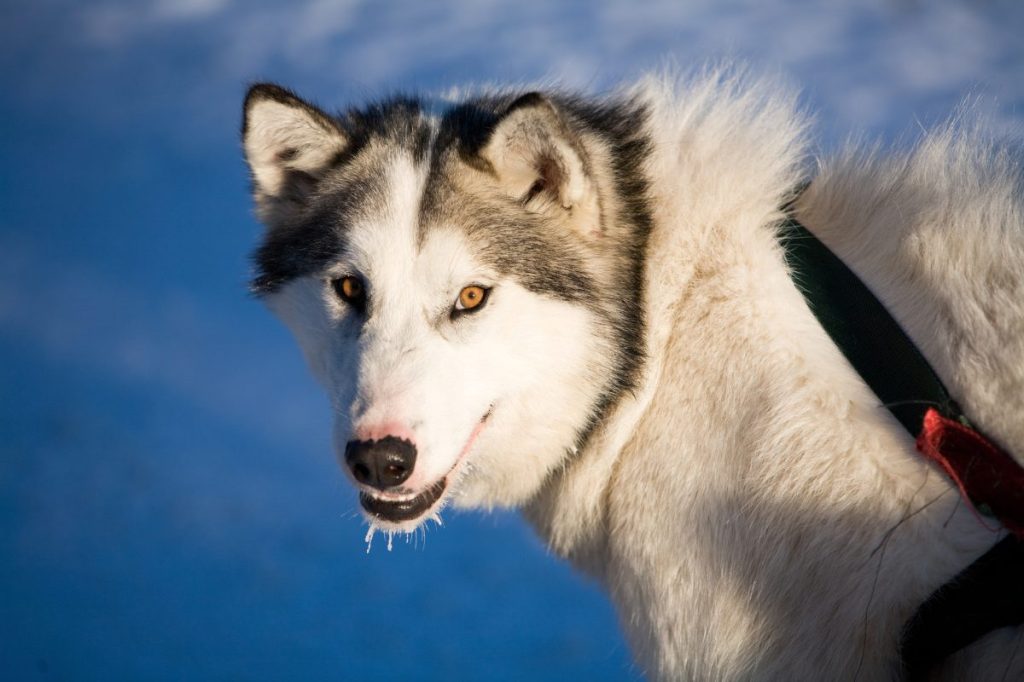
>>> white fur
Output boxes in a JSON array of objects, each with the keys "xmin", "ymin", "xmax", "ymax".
[
  {"xmin": 526, "ymin": 70, "xmax": 1022, "ymax": 680},
  {"xmin": 256, "ymin": 69, "xmax": 1023, "ymax": 680}
]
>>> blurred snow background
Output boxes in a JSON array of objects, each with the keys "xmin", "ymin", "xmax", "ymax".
[{"xmin": 1, "ymin": 0, "xmax": 1021, "ymax": 679}]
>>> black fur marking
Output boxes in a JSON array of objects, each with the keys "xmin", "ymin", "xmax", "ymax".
[
  {"xmin": 505, "ymin": 91, "xmax": 548, "ymax": 115},
  {"xmin": 548, "ymin": 95, "xmax": 654, "ymax": 452},
  {"xmin": 250, "ymin": 209, "xmax": 347, "ymax": 295},
  {"xmin": 434, "ymin": 99, "xmax": 506, "ymax": 170},
  {"xmin": 250, "ymin": 171, "xmax": 386, "ymax": 295},
  {"xmin": 248, "ymin": 92, "xmax": 432, "ymax": 295},
  {"xmin": 423, "ymin": 189, "xmax": 600, "ymax": 305},
  {"xmin": 331, "ymin": 95, "xmax": 431, "ymax": 168}
]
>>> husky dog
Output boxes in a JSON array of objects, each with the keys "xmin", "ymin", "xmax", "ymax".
[{"xmin": 242, "ymin": 70, "xmax": 1023, "ymax": 680}]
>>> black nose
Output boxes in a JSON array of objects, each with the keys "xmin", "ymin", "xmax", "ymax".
[{"xmin": 344, "ymin": 436, "xmax": 417, "ymax": 490}]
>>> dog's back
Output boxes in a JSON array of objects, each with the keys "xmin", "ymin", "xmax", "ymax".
[
  {"xmin": 797, "ymin": 129, "xmax": 1024, "ymax": 681},
  {"xmin": 798, "ymin": 128, "xmax": 1024, "ymax": 460}
]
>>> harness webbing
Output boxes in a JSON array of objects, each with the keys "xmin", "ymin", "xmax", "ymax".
[
  {"xmin": 778, "ymin": 215, "xmax": 962, "ymax": 432},
  {"xmin": 901, "ymin": 533, "xmax": 1024, "ymax": 680},
  {"xmin": 777, "ymin": 212, "xmax": 1023, "ymax": 679}
]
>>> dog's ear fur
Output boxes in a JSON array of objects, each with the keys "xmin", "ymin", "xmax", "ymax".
[
  {"xmin": 481, "ymin": 93, "xmax": 601, "ymax": 237},
  {"xmin": 243, "ymin": 83, "xmax": 347, "ymax": 224}
]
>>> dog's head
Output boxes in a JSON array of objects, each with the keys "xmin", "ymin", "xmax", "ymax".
[{"xmin": 242, "ymin": 84, "xmax": 649, "ymax": 532}]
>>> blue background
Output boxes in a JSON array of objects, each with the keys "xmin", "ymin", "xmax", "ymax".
[{"xmin": 2, "ymin": 1, "xmax": 1022, "ymax": 679}]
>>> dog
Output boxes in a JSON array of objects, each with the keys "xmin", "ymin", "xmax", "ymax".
[{"xmin": 241, "ymin": 69, "xmax": 1023, "ymax": 680}]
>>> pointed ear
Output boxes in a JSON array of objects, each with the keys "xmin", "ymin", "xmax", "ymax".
[
  {"xmin": 242, "ymin": 83, "xmax": 347, "ymax": 223},
  {"xmin": 480, "ymin": 93, "xmax": 600, "ymax": 236}
]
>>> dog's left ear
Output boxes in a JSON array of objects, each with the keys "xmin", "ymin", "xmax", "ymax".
[
  {"xmin": 242, "ymin": 83, "xmax": 347, "ymax": 225},
  {"xmin": 481, "ymin": 93, "xmax": 601, "ymax": 237}
]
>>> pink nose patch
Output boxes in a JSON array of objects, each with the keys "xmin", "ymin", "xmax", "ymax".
[{"xmin": 354, "ymin": 421, "xmax": 416, "ymax": 445}]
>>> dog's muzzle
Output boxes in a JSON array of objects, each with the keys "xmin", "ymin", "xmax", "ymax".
[{"xmin": 345, "ymin": 435, "xmax": 447, "ymax": 523}]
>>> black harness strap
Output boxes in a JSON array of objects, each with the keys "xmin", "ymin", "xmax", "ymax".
[
  {"xmin": 777, "ymin": 212, "xmax": 1024, "ymax": 679},
  {"xmin": 901, "ymin": 535, "xmax": 1024, "ymax": 680},
  {"xmin": 778, "ymin": 215, "xmax": 962, "ymax": 431}
]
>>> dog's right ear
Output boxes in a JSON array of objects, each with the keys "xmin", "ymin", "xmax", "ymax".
[{"xmin": 242, "ymin": 83, "xmax": 347, "ymax": 224}]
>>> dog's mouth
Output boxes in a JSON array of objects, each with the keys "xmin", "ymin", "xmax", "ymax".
[
  {"xmin": 358, "ymin": 405, "xmax": 493, "ymax": 525},
  {"xmin": 359, "ymin": 478, "xmax": 447, "ymax": 523}
]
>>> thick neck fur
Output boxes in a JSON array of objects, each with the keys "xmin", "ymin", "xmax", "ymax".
[
  {"xmin": 523, "ymin": 71, "xmax": 1016, "ymax": 680},
  {"xmin": 524, "ymin": 69, "xmax": 815, "ymax": 565}
]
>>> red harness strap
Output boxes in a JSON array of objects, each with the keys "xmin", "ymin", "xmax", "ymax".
[{"xmin": 916, "ymin": 408, "xmax": 1024, "ymax": 539}]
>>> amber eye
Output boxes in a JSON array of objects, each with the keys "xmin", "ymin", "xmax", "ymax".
[
  {"xmin": 333, "ymin": 275, "xmax": 366, "ymax": 312},
  {"xmin": 453, "ymin": 285, "xmax": 490, "ymax": 317}
]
